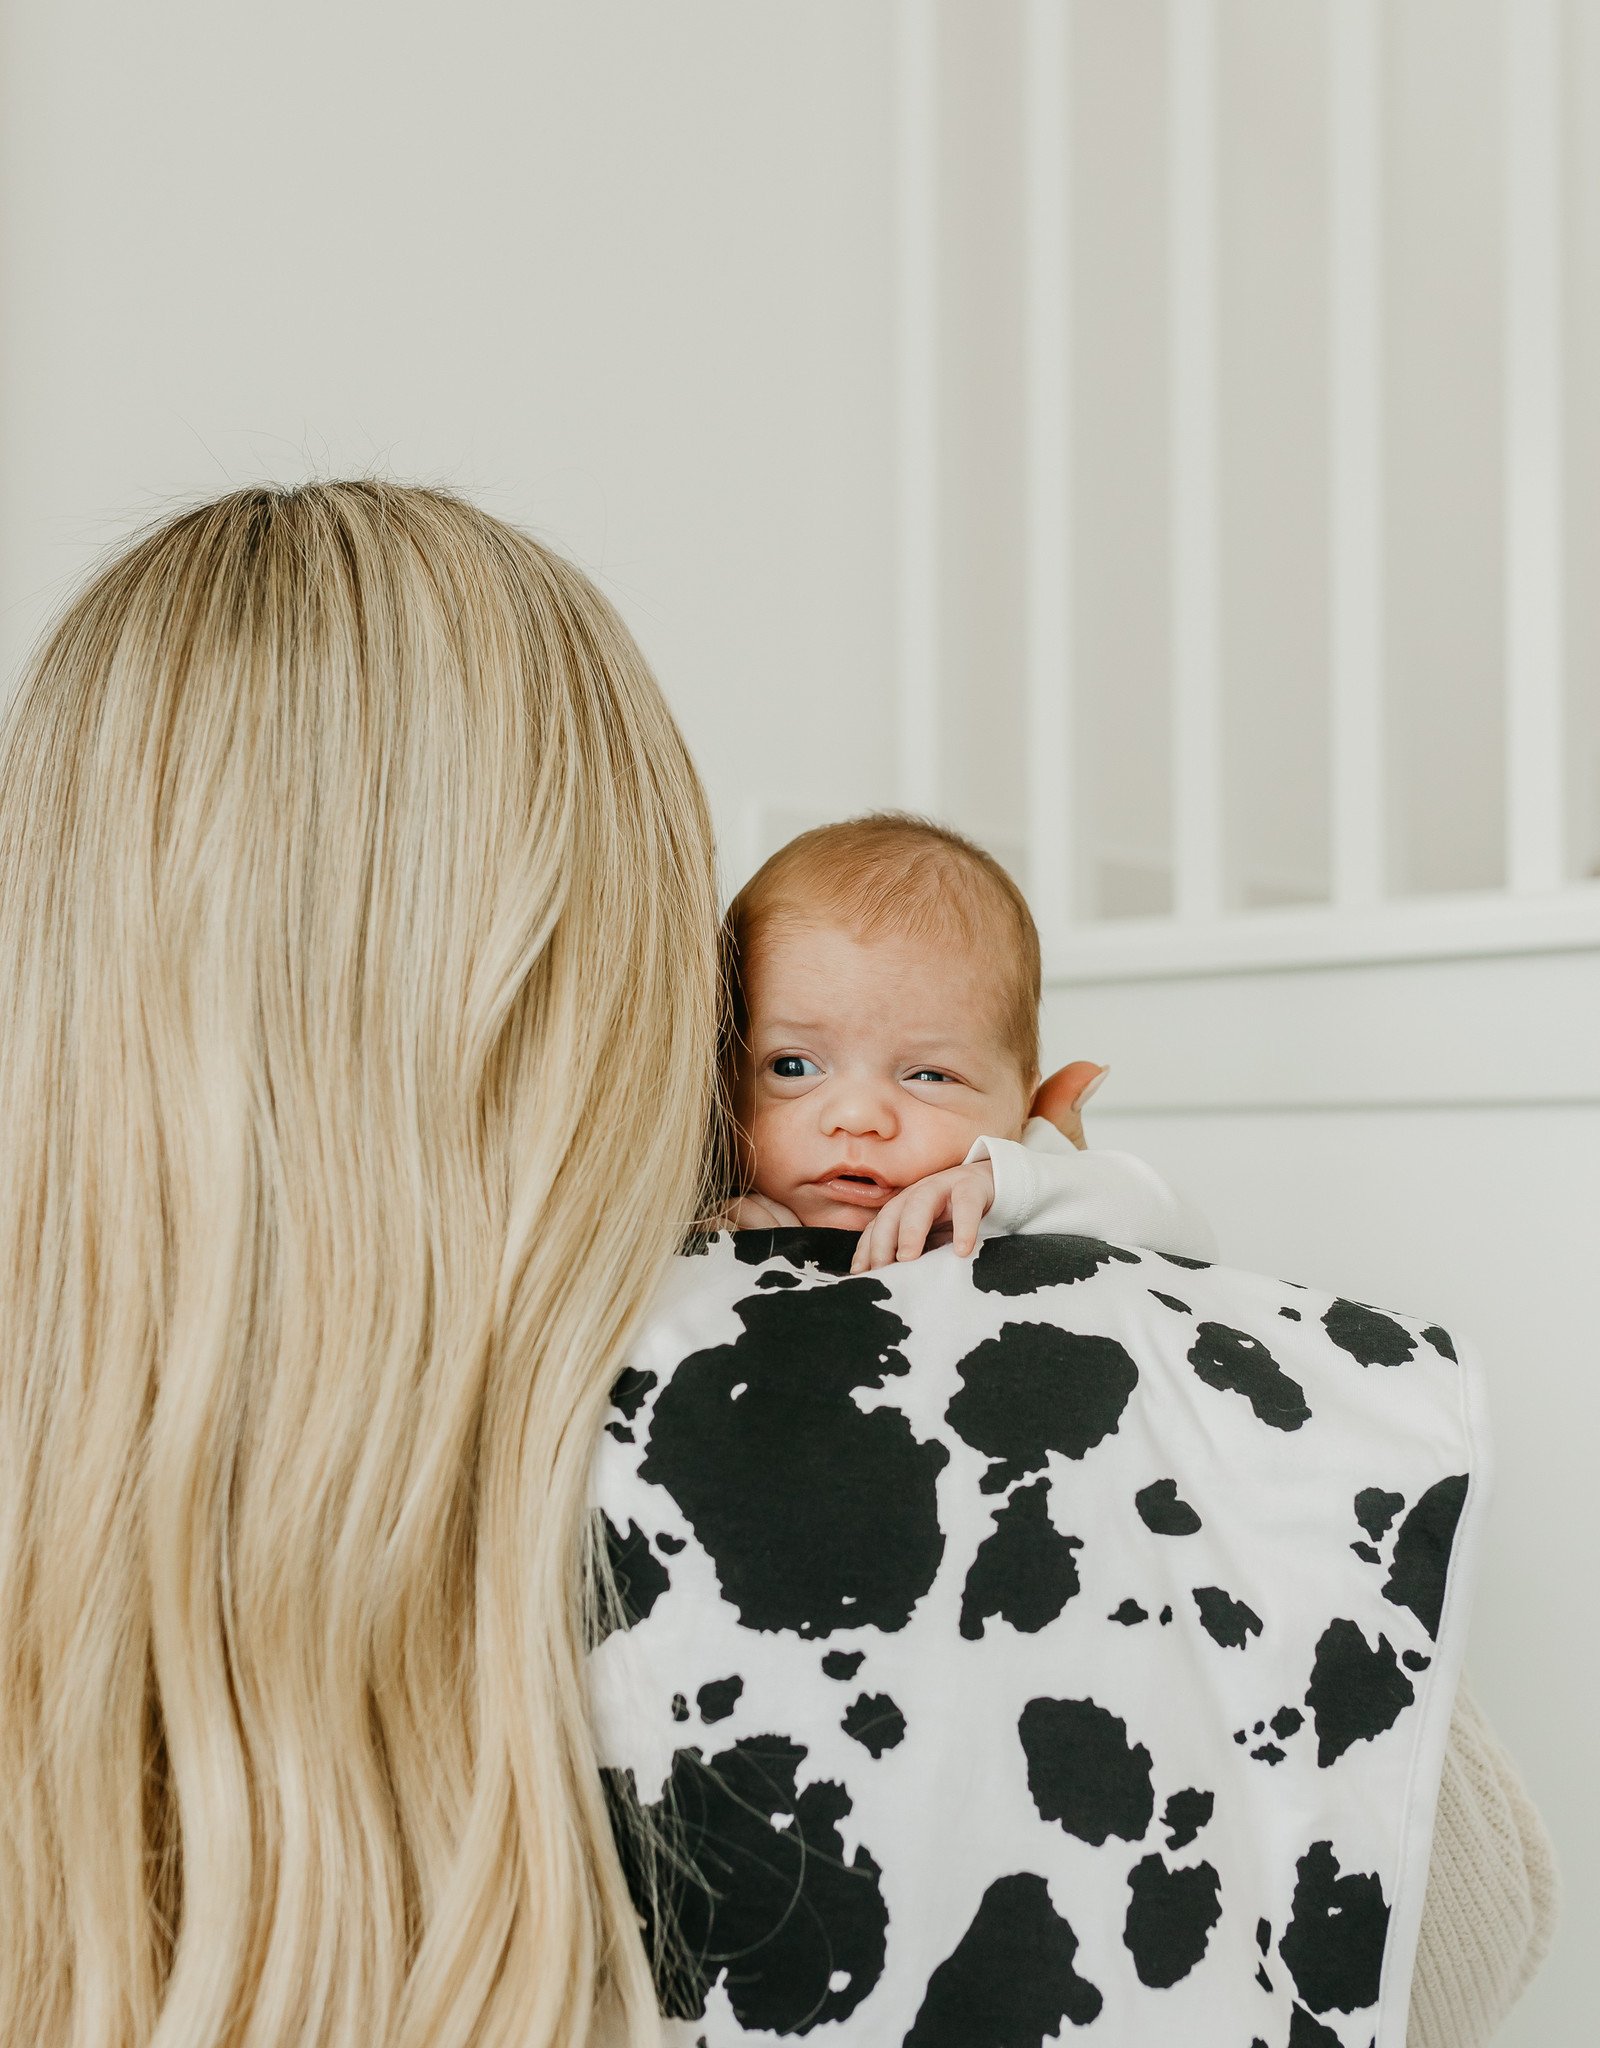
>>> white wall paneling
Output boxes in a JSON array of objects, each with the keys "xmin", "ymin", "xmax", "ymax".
[
  {"xmin": 1005, "ymin": 0, "xmax": 1600, "ymax": 979},
  {"xmin": 1023, "ymin": 0, "xmax": 1074, "ymax": 946},
  {"xmin": 1168, "ymin": 0, "xmax": 1225, "ymax": 921},
  {"xmin": 1329, "ymin": 0, "xmax": 1386, "ymax": 909},
  {"xmin": 895, "ymin": 0, "xmax": 942, "ymax": 817},
  {"xmin": 1505, "ymin": 0, "xmax": 1568, "ymax": 894}
]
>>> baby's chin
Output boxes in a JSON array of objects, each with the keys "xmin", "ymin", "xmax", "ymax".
[{"xmin": 789, "ymin": 1199, "xmax": 872, "ymax": 1232}]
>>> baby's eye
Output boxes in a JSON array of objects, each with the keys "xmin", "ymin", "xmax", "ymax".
[
  {"xmin": 907, "ymin": 1068, "xmax": 955, "ymax": 1084},
  {"xmin": 770, "ymin": 1055, "xmax": 821, "ymax": 1079}
]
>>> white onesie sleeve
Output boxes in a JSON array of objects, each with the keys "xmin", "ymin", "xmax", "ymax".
[{"xmin": 962, "ymin": 1117, "xmax": 1219, "ymax": 1262}]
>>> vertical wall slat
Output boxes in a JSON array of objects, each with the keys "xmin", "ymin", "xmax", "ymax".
[
  {"xmin": 1506, "ymin": 0, "xmax": 1567, "ymax": 893},
  {"xmin": 1023, "ymin": 0, "xmax": 1073, "ymax": 947},
  {"xmin": 1329, "ymin": 0, "xmax": 1386, "ymax": 908},
  {"xmin": 895, "ymin": 0, "xmax": 941, "ymax": 816},
  {"xmin": 1169, "ymin": 0, "xmax": 1224, "ymax": 921}
]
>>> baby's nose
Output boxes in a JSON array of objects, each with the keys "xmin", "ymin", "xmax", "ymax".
[{"xmin": 821, "ymin": 1080, "xmax": 899, "ymax": 1139}]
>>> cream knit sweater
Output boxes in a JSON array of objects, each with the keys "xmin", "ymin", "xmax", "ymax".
[{"xmin": 1408, "ymin": 1679, "xmax": 1560, "ymax": 2045}]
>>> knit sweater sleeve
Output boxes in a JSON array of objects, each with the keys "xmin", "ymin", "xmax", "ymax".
[{"xmin": 1406, "ymin": 1677, "xmax": 1560, "ymax": 2047}]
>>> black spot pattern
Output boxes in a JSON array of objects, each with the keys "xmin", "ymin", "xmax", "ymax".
[
  {"xmin": 732, "ymin": 1225, "xmax": 857, "ymax": 1272},
  {"xmin": 609, "ymin": 1366, "xmax": 657, "ymax": 1420},
  {"xmin": 641, "ymin": 1280, "xmax": 948, "ymax": 1635},
  {"xmin": 1162, "ymin": 1787, "xmax": 1214, "ymax": 1851},
  {"xmin": 1110, "ymin": 1598, "xmax": 1147, "ymax": 1626},
  {"xmin": 822, "ymin": 1648, "xmax": 865, "ymax": 1681},
  {"xmin": 1019, "ymin": 1697, "xmax": 1155, "ymax": 1845},
  {"xmin": 1123, "ymin": 1853, "xmax": 1222, "ymax": 1986},
  {"xmin": 1193, "ymin": 1586, "xmax": 1264, "ymax": 1648},
  {"xmin": 1305, "ymin": 1620, "xmax": 1415, "ymax": 1766},
  {"xmin": 843, "ymin": 1691, "xmax": 907, "ymax": 1756},
  {"xmin": 1279, "ymin": 1840, "xmax": 1389, "ymax": 2013},
  {"xmin": 1150, "ymin": 1290, "xmax": 1190, "ymax": 1313},
  {"xmin": 904, "ymin": 1873, "xmax": 1102, "ymax": 2043},
  {"xmin": 1421, "ymin": 1324, "xmax": 1458, "ymax": 1362},
  {"xmin": 973, "ymin": 1233, "xmax": 1141, "ymax": 1295},
  {"xmin": 1189, "ymin": 1322, "xmax": 1312, "ymax": 1431},
  {"xmin": 603, "ymin": 1735, "xmax": 889, "ymax": 2030},
  {"xmin": 1135, "ymin": 1477, "xmax": 1203, "ymax": 1535},
  {"xmin": 959, "ymin": 1478, "xmax": 1083, "ymax": 1639},
  {"xmin": 945, "ymin": 1324, "xmax": 1138, "ymax": 1492},
  {"xmin": 1289, "ymin": 2009, "xmax": 1344, "ymax": 2047},
  {"xmin": 697, "ymin": 1676, "xmax": 743, "ymax": 1723},
  {"xmin": 1323, "ymin": 1299, "xmax": 1417, "ymax": 1368},
  {"xmin": 1354, "ymin": 1487, "xmax": 1405, "ymax": 1539},
  {"xmin": 1382, "ymin": 1475, "xmax": 1468, "ymax": 1640}
]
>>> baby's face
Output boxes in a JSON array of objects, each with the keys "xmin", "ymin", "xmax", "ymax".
[{"xmin": 735, "ymin": 920, "xmax": 1032, "ymax": 1230}]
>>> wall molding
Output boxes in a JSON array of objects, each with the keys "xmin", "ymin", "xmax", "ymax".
[{"xmin": 1044, "ymin": 883, "xmax": 1600, "ymax": 984}]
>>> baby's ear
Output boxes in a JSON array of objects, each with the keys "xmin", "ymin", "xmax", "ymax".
[{"xmin": 1029, "ymin": 1062, "xmax": 1107, "ymax": 1148}]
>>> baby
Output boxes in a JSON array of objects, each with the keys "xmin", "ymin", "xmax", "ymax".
[{"xmin": 720, "ymin": 812, "xmax": 1215, "ymax": 1274}]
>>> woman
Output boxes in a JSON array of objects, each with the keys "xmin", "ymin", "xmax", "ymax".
[
  {"xmin": 0, "ymin": 481, "xmax": 1554, "ymax": 2048},
  {"xmin": 0, "ymin": 482, "xmax": 719, "ymax": 2047}
]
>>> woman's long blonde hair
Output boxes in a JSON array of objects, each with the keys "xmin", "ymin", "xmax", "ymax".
[{"xmin": 0, "ymin": 481, "xmax": 720, "ymax": 2047}]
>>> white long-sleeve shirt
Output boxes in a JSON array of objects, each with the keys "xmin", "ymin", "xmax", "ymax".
[{"xmin": 962, "ymin": 1116, "xmax": 1219, "ymax": 1262}]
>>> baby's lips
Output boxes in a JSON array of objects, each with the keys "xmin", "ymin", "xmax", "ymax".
[{"xmin": 811, "ymin": 1173, "xmax": 899, "ymax": 1211}]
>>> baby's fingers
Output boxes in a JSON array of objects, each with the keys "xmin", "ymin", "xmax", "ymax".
[
  {"xmin": 894, "ymin": 1181, "xmax": 951, "ymax": 1263},
  {"xmin": 851, "ymin": 1195, "xmax": 904, "ymax": 1274},
  {"xmin": 949, "ymin": 1179, "xmax": 989, "ymax": 1258}
]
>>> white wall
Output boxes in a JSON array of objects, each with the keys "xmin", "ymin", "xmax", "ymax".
[
  {"xmin": 0, "ymin": 0, "xmax": 904, "ymax": 888},
  {"xmin": 1, "ymin": 3, "xmax": 1594, "ymax": 2041}
]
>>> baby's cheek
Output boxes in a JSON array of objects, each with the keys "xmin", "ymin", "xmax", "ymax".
[{"xmin": 744, "ymin": 1099, "xmax": 802, "ymax": 1196}]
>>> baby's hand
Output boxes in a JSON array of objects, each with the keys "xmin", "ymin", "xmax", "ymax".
[
  {"xmin": 728, "ymin": 1192, "xmax": 803, "ymax": 1229},
  {"xmin": 849, "ymin": 1160, "xmax": 996, "ymax": 1274}
]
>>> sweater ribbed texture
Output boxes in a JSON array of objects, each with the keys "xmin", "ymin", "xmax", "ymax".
[{"xmin": 1407, "ymin": 1678, "xmax": 1560, "ymax": 2047}]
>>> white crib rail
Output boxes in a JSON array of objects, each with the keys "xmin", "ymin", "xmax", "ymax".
[
  {"xmin": 895, "ymin": 0, "xmax": 941, "ymax": 818},
  {"xmin": 1506, "ymin": 0, "xmax": 1567, "ymax": 897},
  {"xmin": 1329, "ymin": 0, "xmax": 1385, "ymax": 912},
  {"xmin": 1023, "ymin": 0, "xmax": 1075, "ymax": 938},
  {"xmin": 1004, "ymin": 0, "xmax": 1600, "ymax": 983}
]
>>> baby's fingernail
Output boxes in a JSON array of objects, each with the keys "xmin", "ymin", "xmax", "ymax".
[{"xmin": 1077, "ymin": 1065, "xmax": 1110, "ymax": 1106}]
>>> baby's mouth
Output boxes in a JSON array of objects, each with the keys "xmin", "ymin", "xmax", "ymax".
[{"xmin": 811, "ymin": 1169, "xmax": 898, "ymax": 1210}]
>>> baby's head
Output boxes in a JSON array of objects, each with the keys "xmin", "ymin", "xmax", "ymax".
[{"xmin": 722, "ymin": 813, "xmax": 1041, "ymax": 1229}]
